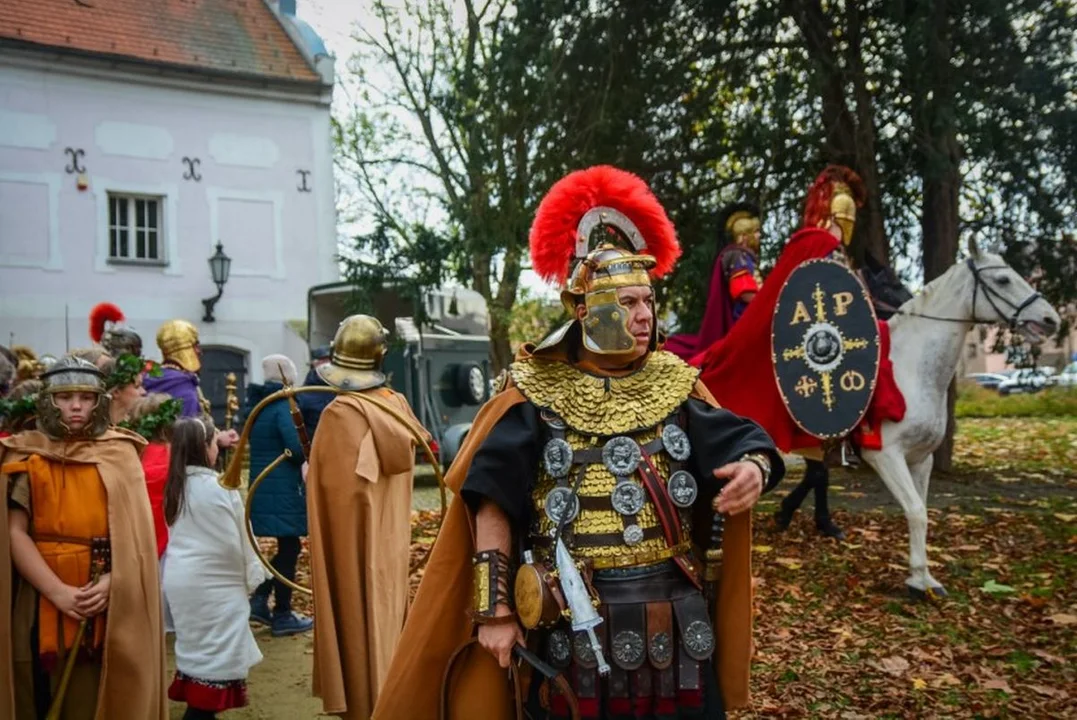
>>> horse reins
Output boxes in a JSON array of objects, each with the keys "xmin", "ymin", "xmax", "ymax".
[{"xmin": 873, "ymin": 258, "xmax": 1042, "ymax": 330}]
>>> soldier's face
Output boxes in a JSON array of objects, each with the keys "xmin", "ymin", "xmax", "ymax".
[
  {"xmin": 53, "ymin": 391, "xmax": 97, "ymax": 430},
  {"xmin": 616, "ymin": 286, "xmax": 654, "ymax": 359}
]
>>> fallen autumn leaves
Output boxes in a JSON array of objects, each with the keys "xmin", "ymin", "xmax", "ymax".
[{"xmin": 263, "ymin": 416, "xmax": 1076, "ymax": 718}]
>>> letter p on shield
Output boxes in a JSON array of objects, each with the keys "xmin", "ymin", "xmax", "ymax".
[{"xmin": 833, "ymin": 291, "xmax": 854, "ymax": 317}]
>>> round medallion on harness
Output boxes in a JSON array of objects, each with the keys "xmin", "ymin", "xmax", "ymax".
[
  {"xmin": 649, "ymin": 632, "xmax": 673, "ymax": 665},
  {"xmin": 573, "ymin": 632, "xmax": 596, "ymax": 665},
  {"xmin": 543, "ymin": 487, "xmax": 579, "ymax": 525},
  {"xmin": 612, "ymin": 630, "xmax": 645, "ymax": 667},
  {"xmin": 543, "ymin": 438, "xmax": 573, "ymax": 478},
  {"xmin": 547, "ymin": 630, "xmax": 572, "ymax": 667},
  {"xmin": 603, "ymin": 436, "xmax": 641, "ymax": 477},
  {"xmin": 540, "ymin": 409, "xmax": 567, "ymax": 430},
  {"xmin": 610, "ymin": 480, "xmax": 646, "ymax": 516},
  {"xmin": 667, "ymin": 470, "xmax": 699, "ymax": 508},
  {"xmin": 661, "ymin": 424, "xmax": 691, "ymax": 461},
  {"xmin": 684, "ymin": 620, "xmax": 715, "ymax": 658},
  {"xmin": 622, "ymin": 524, "xmax": 644, "ymax": 546}
]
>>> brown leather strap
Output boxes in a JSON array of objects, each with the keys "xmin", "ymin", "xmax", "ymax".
[
  {"xmin": 646, "ymin": 602, "xmax": 674, "ymax": 670},
  {"xmin": 31, "ymin": 534, "xmax": 96, "ymax": 547}
]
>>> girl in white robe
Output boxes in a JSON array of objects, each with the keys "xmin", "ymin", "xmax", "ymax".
[{"xmin": 162, "ymin": 417, "xmax": 268, "ymax": 719}]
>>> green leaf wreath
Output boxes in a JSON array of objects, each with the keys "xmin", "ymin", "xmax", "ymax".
[
  {"xmin": 120, "ymin": 397, "xmax": 183, "ymax": 440},
  {"xmin": 107, "ymin": 355, "xmax": 162, "ymax": 390},
  {"xmin": 0, "ymin": 394, "xmax": 37, "ymax": 423}
]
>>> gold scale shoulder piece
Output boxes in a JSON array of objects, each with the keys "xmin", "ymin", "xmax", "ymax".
[{"xmin": 509, "ymin": 350, "xmax": 699, "ymax": 436}]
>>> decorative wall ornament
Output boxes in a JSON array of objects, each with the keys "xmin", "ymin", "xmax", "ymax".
[
  {"xmin": 182, "ymin": 157, "xmax": 202, "ymax": 182},
  {"xmin": 64, "ymin": 148, "xmax": 86, "ymax": 174},
  {"xmin": 296, "ymin": 169, "xmax": 312, "ymax": 192}
]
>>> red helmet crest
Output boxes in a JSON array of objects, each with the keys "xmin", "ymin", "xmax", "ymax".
[
  {"xmin": 802, "ymin": 165, "xmax": 866, "ymax": 229},
  {"xmin": 89, "ymin": 303, "xmax": 125, "ymax": 343},
  {"xmin": 529, "ymin": 166, "xmax": 680, "ymax": 286}
]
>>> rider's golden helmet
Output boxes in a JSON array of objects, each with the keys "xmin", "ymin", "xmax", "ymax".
[
  {"xmin": 317, "ymin": 314, "xmax": 389, "ymax": 391},
  {"xmin": 157, "ymin": 319, "xmax": 201, "ymax": 373},
  {"xmin": 802, "ymin": 165, "xmax": 866, "ymax": 247}
]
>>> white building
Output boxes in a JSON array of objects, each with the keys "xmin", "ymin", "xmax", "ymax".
[{"xmin": 0, "ymin": 0, "xmax": 338, "ymax": 414}]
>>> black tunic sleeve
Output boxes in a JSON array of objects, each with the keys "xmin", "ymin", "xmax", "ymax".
[
  {"xmin": 684, "ymin": 397, "xmax": 785, "ymax": 494},
  {"xmin": 460, "ymin": 402, "xmax": 542, "ymax": 526}
]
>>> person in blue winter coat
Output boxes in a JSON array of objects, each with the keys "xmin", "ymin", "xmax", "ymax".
[
  {"xmin": 244, "ymin": 355, "xmax": 314, "ymax": 637},
  {"xmin": 297, "ymin": 345, "xmax": 333, "ymax": 438}
]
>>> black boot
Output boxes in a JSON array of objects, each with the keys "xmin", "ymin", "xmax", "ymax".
[
  {"xmin": 775, "ymin": 469, "xmax": 814, "ymax": 531},
  {"xmin": 809, "ymin": 462, "xmax": 846, "ymax": 540}
]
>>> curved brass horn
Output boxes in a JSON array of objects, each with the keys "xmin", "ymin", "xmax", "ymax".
[{"xmin": 221, "ymin": 385, "xmax": 447, "ymax": 595}]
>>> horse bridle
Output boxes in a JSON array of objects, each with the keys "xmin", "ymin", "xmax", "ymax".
[{"xmin": 875, "ymin": 258, "xmax": 1042, "ymax": 330}]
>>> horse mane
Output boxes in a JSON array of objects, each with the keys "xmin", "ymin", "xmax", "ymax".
[{"xmin": 887, "ymin": 257, "xmax": 979, "ymax": 331}]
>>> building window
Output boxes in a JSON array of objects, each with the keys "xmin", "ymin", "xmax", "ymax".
[{"xmin": 108, "ymin": 193, "xmax": 164, "ymax": 263}]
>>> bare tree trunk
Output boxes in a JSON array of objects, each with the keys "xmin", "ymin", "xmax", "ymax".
[
  {"xmin": 913, "ymin": 0, "xmax": 962, "ymax": 472},
  {"xmin": 791, "ymin": 0, "xmax": 888, "ymax": 265}
]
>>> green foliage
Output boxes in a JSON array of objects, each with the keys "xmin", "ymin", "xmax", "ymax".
[
  {"xmin": 119, "ymin": 397, "xmax": 183, "ymax": 441},
  {"xmin": 508, "ymin": 289, "xmax": 568, "ymax": 350},
  {"xmin": 956, "ymin": 383, "xmax": 1077, "ymax": 418}
]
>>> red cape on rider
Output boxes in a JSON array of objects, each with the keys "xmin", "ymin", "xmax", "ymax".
[{"xmin": 689, "ymin": 167, "xmax": 906, "ymax": 453}]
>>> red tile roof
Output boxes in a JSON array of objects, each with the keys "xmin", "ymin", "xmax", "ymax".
[{"xmin": 0, "ymin": 0, "xmax": 322, "ymax": 84}]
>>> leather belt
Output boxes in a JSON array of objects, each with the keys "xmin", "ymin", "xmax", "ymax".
[
  {"xmin": 591, "ymin": 566, "xmax": 699, "ymax": 604},
  {"xmin": 531, "ymin": 526, "xmax": 664, "ymax": 549},
  {"xmin": 32, "ymin": 534, "xmax": 95, "ymax": 546}
]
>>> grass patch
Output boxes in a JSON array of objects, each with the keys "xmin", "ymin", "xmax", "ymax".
[{"xmin": 955, "ymin": 382, "xmax": 1077, "ymax": 418}]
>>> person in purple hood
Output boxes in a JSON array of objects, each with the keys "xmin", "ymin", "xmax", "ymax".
[{"xmin": 143, "ymin": 318, "xmax": 238, "ymax": 448}]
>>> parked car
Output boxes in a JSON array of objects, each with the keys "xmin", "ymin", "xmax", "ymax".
[
  {"xmin": 965, "ymin": 372, "xmax": 1010, "ymax": 389},
  {"xmin": 1055, "ymin": 361, "xmax": 1077, "ymax": 388},
  {"xmin": 997, "ymin": 368, "xmax": 1052, "ymax": 395}
]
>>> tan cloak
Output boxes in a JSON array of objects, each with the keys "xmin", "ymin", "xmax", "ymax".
[
  {"xmin": 0, "ymin": 429, "xmax": 168, "ymax": 720},
  {"xmin": 307, "ymin": 388, "xmax": 426, "ymax": 719},
  {"xmin": 372, "ymin": 378, "xmax": 755, "ymax": 720}
]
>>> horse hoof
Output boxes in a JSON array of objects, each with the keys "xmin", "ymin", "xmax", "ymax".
[{"xmin": 907, "ymin": 584, "xmax": 948, "ymax": 603}]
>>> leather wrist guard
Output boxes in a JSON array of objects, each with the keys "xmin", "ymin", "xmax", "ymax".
[
  {"xmin": 741, "ymin": 451, "xmax": 772, "ymax": 490},
  {"xmin": 471, "ymin": 549, "xmax": 514, "ymax": 623}
]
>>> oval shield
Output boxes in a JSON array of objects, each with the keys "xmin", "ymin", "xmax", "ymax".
[{"xmin": 770, "ymin": 258, "xmax": 880, "ymax": 439}]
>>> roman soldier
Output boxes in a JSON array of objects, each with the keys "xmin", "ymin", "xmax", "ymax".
[
  {"xmin": 695, "ymin": 166, "xmax": 908, "ymax": 538},
  {"xmin": 88, "ymin": 303, "xmax": 157, "ymax": 424},
  {"xmin": 306, "ymin": 314, "xmax": 429, "ymax": 719},
  {"xmin": 374, "ymin": 166, "xmax": 784, "ymax": 720},
  {"xmin": 1, "ymin": 356, "xmax": 167, "ymax": 719},
  {"xmin": 665, "ymin": 202, "xmax": 763, "ymax": 360}
]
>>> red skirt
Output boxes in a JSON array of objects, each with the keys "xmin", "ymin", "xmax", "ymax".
[{"xmin": 168, "ymin": 671, "xmax": 249, "ymax": 712}]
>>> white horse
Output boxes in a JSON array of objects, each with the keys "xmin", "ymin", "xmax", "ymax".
[{"xmin": 862, "ymin": 238, "xmax": 1061, "ymax": 599}]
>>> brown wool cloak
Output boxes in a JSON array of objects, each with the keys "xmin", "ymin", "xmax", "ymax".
[
  {"xmin": 371, "ymin": 379, "xmax": 755, "ymax": 720},
  {"xmin": 0, "ymin": 429, "xmax": 167, "ymax": 720},
  {"xmin": 308, "ymin": 388, "xmax": 427, "ymax": 720}
]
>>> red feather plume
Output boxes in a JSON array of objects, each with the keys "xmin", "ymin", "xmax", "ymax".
[
  {"xmin": 802, "ymin": 165, "xmax": 866, "ymax": 229},
  {"xmin": 529, "ymin": 166, "xmax": 680, "ymax": 286},
  {"xmin": 89, "ymin": 302, "xmax": 125, "ymax": 343}
]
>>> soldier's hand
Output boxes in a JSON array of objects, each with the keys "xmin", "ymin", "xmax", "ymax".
[
  {"xmin": 712, "ymin": 462, "xmax": 764, "ymax": 515},
  {"xmin": 477, "ymin": 608, "xmax": 524, "ymax": 669}
]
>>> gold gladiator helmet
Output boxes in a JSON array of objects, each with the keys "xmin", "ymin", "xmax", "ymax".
[
  {"xmin": 36, "ymin": 355, "xmax": 111, "ymax": 439},
  {"xmin": 530, "ymin": 167, "xmax": 681, "ymax": 356},
  {"xmin": 317, "ymin": 314, "xmax": 389, "ymax": 391},
  {"xmin": 157, "ymin": 319, "xmax": 201, "ymax": 372},
  {"xmin": 803, "ymin": 165, "xmax": 866, "ymax": 247}
]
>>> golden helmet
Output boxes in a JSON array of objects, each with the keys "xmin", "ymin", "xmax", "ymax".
[
  {"xmin": 529, "ymin": 167, "xmax": 680, "ymax": 355},
  {"xmin": 317, "ymin": 314, "xmax": 389, "ymax": 392},
  {"xmin": 157, "ymin": 319, "xmax": 201, "ymax": 373}
]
